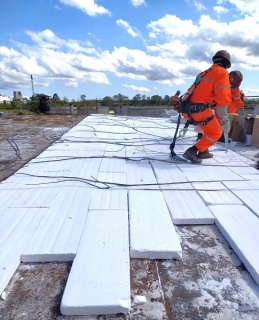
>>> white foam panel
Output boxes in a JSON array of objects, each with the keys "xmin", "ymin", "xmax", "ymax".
[
  {"xmin": 129, "ymin": 190, "xmax": 182, "ymax": 259},
  {"xmin": 197, "ymin": 190, "xmax": 243, "ymax": 205},
  {"xmin": 210, "ymin": 205, "xmax": 259, "ymax": 286},
  {"xmin": 60, "ymin": 210, "xmax": 130, "ymax": 316},
  {"xmin": 21, "ymin": 187, "xmax": 93, "ymax": 262},
  {"xmin": 89, "ymin": 189, "xmax": 127, "ymax": 210},
  {"xmin": 0, "ymin": 208, "xmax": 47, "ymax": 295},
  {"xmin": 126, "ymin": 162, "xmax": 159, "ymax": 190},
  {"xmin": 163, "ymin": 190, "xmax": 214, "ymax": 225},
  {"xmin": 151, "ymin": 161, "xmax": 192, "ymax": 190},
  {"xmin": 231, "ymin": 189, "xmax": 259, "ymax": 218}
]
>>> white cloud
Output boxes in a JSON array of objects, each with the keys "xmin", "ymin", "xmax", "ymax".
[
  {"xmin": 116, "ymin": 19, "xmax": 142, "ymax": 38},
  {"xmin": 65, "ymin": 81, "xmax": 78, "ymax": 87},
  {"xmin": 54, "ymin": 5, "xmax": 61, "ymax": 10},
  {"xmin": 227, "ymin": 0, "xmax": 259, "ymax": 16},
  {"xmin": 193, "ymin": 0, "xmax": 206, "ymax": 11},
  {"xmin": 147, "ymin": 13, "xmax": 259, "ymax": 74},
  {"xmin": 148, "ymin": 14, "xmax": 198, "ymax": 39},
  {"xmin": 213, "ymin": 6, "xmax": 228, "ymax": 14},
  {"xmin": 2, "ymin": 9, "xmax": 259, "ymax": 95},
  {"xmin": 130, "ymin": 0, "xmax": 146, "ymax": 7},
  {"xmin": 24, "ymin": 29, "xmax": 95, "ymax": 53},
  {"xmin": 59, "ymin": 0, "xmax": 111, "ymax": 16},
  {"xmin": 244, "ymin": 87, "xmax": 259, "ymax": 94},
  {"xmin": 122, "ymin": 84, "xmax": 150, "ymax": 92}
]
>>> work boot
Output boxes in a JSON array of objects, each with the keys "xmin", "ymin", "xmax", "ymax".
[
  {"xmin": 198, "ymin": 150, "xmax": 213, "ymax": 159},
  {"xmin": 183, "ymin": 147, "xmax": 202, "ymax": 164}
]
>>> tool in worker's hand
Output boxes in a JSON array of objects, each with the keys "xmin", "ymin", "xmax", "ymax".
[
  {"xmin": 177, "ymin": 127, "xmax": 188, "ymax": 138},
  {"xmin": 170, "ymin": 150, "xmax": 187, "ymax": 162},
  {"xmin": 224, "ymin": 132, "xmax": 229, "ymax": 153}
]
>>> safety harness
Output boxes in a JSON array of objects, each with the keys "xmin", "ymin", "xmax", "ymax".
[{"xmin": 169, "ymin": 67, "xmax": 214, "ymax": 161}]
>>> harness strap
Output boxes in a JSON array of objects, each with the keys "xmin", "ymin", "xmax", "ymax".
[
  {"xmin": 190, "ymin": 103, "xmax": 212, "ymax": 113},
  {"xmin": 191, "ymin": 114, "xmax": 215, "ymax": 126}
]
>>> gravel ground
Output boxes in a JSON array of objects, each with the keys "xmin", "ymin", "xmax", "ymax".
[{"xmin": 0, "ymin": 114, "xmax": 259, "ymax": 320}]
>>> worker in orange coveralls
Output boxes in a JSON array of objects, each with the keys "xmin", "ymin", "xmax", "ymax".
[
  {"xmin": 228, "ymin": 71, "xmax": 247, "ymax": 127},
  {"xmin": 217, "ymin": 70, "xmax": 246, "ymax": 143},
  {"xmin": 181, "ymin": 50, "xmax": 232, "ymax": 164},
  {"xmin": 172, "ymin": 90, "xmax": 181, "ymax": 112}
]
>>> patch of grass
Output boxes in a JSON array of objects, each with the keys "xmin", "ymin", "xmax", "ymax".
[{"xmin": 0, "ymin": 108, "xmax": 37, "ymax": 116}]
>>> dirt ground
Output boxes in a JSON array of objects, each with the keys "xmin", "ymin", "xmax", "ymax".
[{"xmin": 0, "ymin": 115, "xmax": 259, "ymax": 320}]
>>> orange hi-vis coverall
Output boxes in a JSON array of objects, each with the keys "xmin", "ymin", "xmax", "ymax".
[
  {"xmin": 173, "ymin": 94, "xmax": 180, "ymax": 111},
  {"xmin": 188, "ymin": 64, "xmax": 232, "ymax": 152},
  {"xmin": 228, "ymin": 87, "xmax": 244, "ymax": 113}
]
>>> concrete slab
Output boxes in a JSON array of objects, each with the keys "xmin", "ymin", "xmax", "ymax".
[
  {"xmin": 60, "ymin": 209, "xmax": 130, "ymax": 316},
  {"xmin": 210, "ymin": 205, "xmax": 259, "ymax": 286},
  {"xmin": 129, "ymin": 190, "xmax": 182, "ymax": 259}
]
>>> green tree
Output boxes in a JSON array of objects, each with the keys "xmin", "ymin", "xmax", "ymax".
[
  {"xmin": 53, "ymin": 93, "xmax": 60, "ymax": 101},
  {"xmin": 80, "ymin": 94, "xmax": 86, "ymax": 101},
  {"xmin": 163, "ymin": 95, "xmax": 170, "ymax": 106},
  {"xmin": 102, "ymin": 96, "xmax": 114, "ymax": 107},
  {"xmin": 132, "ymin": 94, "xmax": 141, "ymax": 105},
  {"xmin": 150, "ymin": 95, "xmax": 162, "ymax": 105},
  {"xmin": 113, "ymin": 93, "xmax": 129, "ymax": 106}
]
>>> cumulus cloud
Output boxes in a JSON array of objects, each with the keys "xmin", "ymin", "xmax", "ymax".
[
  {"xmin": 65, "ymin": 81, "xmax": 78, "ymax": 87},
  {"xmin": 213, "ymin": 6, "xmax": 228, "ymax": 14},
  {"xmin": 227, "ymin": 0, "xmax": 259, "ymax": 16},
  {"xmin": 122, "ymin": 84, "xmax": 150, "ymax": 92},
  {"xmin": 59, "ymin": 0, "xmax": 111, "ymax": 16},
  {"xmin": 25, "ymin": 29, "xmax": 95, "ymax": 53},
  {"xmin": 193, "ymin": 0, "xmax": 206, "ymax": 11},
  {"xmin": 116, "ymin": 19, "xmax": 142, "ymax": 38},
  {"xmin": 1, "ymin": 9, "xmax": 259, "ymax": 93},
  {"xmin": 130, "ymin": 0, "xmax": 146, "ymax": 7},
  {"xmin": 147, "ymin": 14, "xmax": 259, "ymax": 73},
  {"xmin": 0, "ymin": 31, "xmax": 111, "ymax": 90},
  {"xmin": 244, "ymin": 87, "xmax": 259, "ymax": 94}
]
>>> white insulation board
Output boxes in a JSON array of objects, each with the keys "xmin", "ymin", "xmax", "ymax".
[
  {"xmin": 163, "ymin": 190, "xmax": 214, "ymax": 225},
  {"xmin": 89, "ymin": 189, "xmax": 127, "ymax": 210},
  {"xmin": 210, "ymin": 205, "xmax": 259, "ymax": 286},
  {"xmin": 61, "ymin": 210, "xmax": 130, "ymax": 316},
  {"xmin": 21, "ymin": 187, "xmax": 93, "ymax": 262},
  {"xmin": 0, "ymin": 208, "xmax": 47, "ymax": 295},
  {"xmin": 231, "ymin": 189, "xmax": 259, "ymax": 218},
  {"xmin": 129, "ymin": 190, "xmax": 182, "ymax": 259}
]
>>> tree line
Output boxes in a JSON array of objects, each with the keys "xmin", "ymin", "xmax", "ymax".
[{"xmin": 45, "ymin": 93, "xmax": 176, "ymax": 107}]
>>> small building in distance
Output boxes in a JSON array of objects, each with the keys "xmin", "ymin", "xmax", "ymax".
[
  {"xmin": 13, "ymin": 91, "xmax": 23, "ymax": 101},
  {"xmin": 0, "ymin": 94, "xmax": 11, "ymax": 104}
]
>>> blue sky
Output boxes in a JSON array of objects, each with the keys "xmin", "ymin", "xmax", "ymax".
[{"xmin": 1, "ymin": 0, "xmax": 259, "ymax": 101}]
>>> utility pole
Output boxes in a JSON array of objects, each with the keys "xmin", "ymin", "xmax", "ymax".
[{"xmin": 31, "ymin": 75, "xmax": 34, "ymax": 97}]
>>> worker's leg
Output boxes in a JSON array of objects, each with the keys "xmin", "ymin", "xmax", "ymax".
[{"xmin": 193, "ymin": 109, "xmax": 223, "ymax": 152}]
